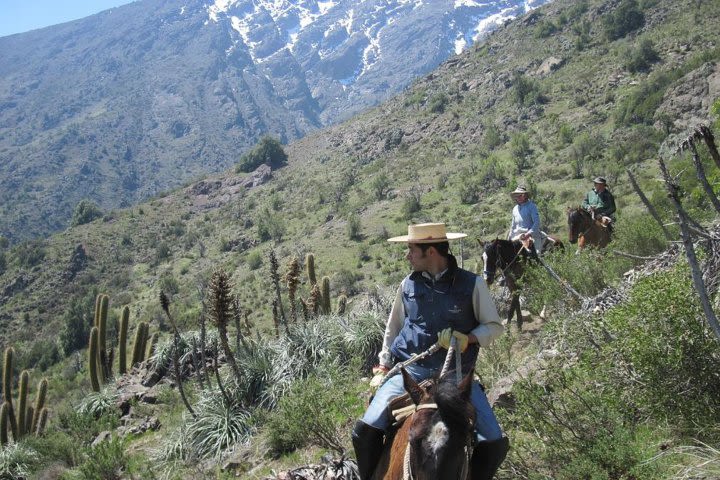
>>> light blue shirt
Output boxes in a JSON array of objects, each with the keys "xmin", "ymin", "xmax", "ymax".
[{"xmin": 508, "ymin": 200, "xmax": 540, "ymax": 239}]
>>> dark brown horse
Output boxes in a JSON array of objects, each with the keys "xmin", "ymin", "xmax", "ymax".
[
  {"xmin": 373, "ymin": 369, "xmax": 475, "ymax": 480},
  {"xmin": 480, "ymin": 237, "xmax": 563, "ymax": 329},
  {"xmin": 567, "ymin": 207, "xmax": 611, "ymax": 250}
]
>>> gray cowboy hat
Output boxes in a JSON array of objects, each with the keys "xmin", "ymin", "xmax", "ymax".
[
  {"xmin": 593, "ymin": 176, "xmax": 607, "ymax": 184},
  {"xmin": 387, "ymin": 223, "xmax": 467, "ymax": 243},
  {"xmin": 510, "ymin": 186, "xmax": 529, "ymax": 198}
]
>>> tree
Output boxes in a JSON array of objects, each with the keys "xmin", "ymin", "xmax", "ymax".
[
  {"xmin": 603, "ymin": 0, "xmax": 644, "ymax": 41},
  {"xmin": 236, "ymin": 136, "xmax": 288, "ymax": 173},
  {"xmin": 70, "ymin": 200, "xmax": 103, "ymax": 227}
]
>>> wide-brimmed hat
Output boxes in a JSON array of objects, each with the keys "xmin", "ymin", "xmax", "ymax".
[
  {"xmin": 593, "ymin": 176, "xmax": 607, "ymax": 184},
  {"xmin": 510, "ymin": 186, "xmax": 529, "ymax": 198},
  {"xmin": 387, "ymin": 223, "xmax": 467, "ymax": 243}
]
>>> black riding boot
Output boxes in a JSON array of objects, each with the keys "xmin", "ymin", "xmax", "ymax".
[
  {"xmin": 352, "ymin": 420, "xmax": 384, "ymax": 480},
  {"xmin": 471, "ymin": 436, "xmax": 510, "ymax": 480}
]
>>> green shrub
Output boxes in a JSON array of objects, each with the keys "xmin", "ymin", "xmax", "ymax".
[
  {"xmin": 265, "ymin": 368, "xmax": 364, "ymax": 455},
  {"xmin": 347, "ymin": 214, "xmax": 362, "ymax": 241},
  {"xmin": 77, "ymin": 436, "xmax": 128, "ymax": 480},
  {"xmin": 58, "ymin": 292, "xmax": 96, "ymax": 356},
  {"xmin": 427, "ymin": 93, "xmax": 449, "ymax": 114},
  {"xmin": 70, "ymin": 200, "xmax": 103, "ymax": 227},
  {"xmin": 184, "ymin": 393, "xmax": 256, "ymax": 459},
  {"xmin": 603, "ymin": 0, "xmax": 645, "ymax": 41},
  {"xmin": 512, "ymin": 73, "xmax": 546, "ymax": 106},
  {"xmin": 0, "ymin": 251, "xmax": 6, "ymax": 275},
  {"xmin": 370, "ymin": 174, "xmax": 391, "ymax": 200},
  {"xmin": 256, "ymin": 208, "xmax": 286, "ymax": 242},
  {"xmin": 235, "ymin": 136, "xmax": 288, "ymax": 173},
  {"xmin": 247, "ymin": 250, "xmax": 263, "ymax": 270},
  {"xmin": 13, "ymin": 240, "xmax": 46, "ymax": 268},
  {"xmin": 624, "ymin": 39, "xmax": 660, "ymax": 73},
  {"xmin": 535, "ymin": 19, "xmax": 558, "ymax": 38}
]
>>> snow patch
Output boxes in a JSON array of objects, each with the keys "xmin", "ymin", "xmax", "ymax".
[{"xmin": 207, "ymin": 0, "xmax": 240, "ymax": 23}]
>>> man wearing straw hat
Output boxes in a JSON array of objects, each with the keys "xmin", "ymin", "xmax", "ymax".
[
  {"xmin": 351, "ymin": 223, "xmax": 509, "ymax": 480},
  {"xmin": 582, "ymin": 176, "xmax": 616, "ymax": 232},
  {"xmin": 508, "ymin": 185, "xmax": 543, "ymax": 255}
]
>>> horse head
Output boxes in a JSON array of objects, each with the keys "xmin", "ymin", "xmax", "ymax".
[
  {"xmin": 567, "ymin": 206, "xmax": 590, "ymax": 244},
  {"xmin": 479, "ymin": 238, "xmax": 499, "ymax": 285},
  {"xmin": 402, "ymin": 369, "xmax": 475, "ymax": 480}
]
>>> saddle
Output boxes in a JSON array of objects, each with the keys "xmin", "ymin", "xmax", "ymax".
[{"xmin": 387, "ymin": 379, "xmax": 434, "ymax": 425}]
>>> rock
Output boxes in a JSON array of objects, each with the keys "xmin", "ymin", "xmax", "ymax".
[{"xmin": 91, "ymin": 431, "xmax": 112, "ymax": 447}]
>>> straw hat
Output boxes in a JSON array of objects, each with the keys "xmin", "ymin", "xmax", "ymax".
[
  {"xmin": 387, "ymin": 223, "xmax": 467, "ymax": 243},
  {"xmin": 510, "ymin": 185, "xmax": 529, "ymax": 199},
  {"xmin": 593, "ymin": 176, "xmax": 607, "ymax": 184}
]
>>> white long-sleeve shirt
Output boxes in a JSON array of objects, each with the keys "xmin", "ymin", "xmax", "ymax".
[{"xmin": 378, "ymin": 273, "xmax": 503, "ymax": 368}]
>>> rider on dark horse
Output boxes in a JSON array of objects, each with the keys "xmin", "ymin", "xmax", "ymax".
[
  {"xmin": 508, "ymin": 185, "xmax": 543, "ymax": 256},
  {"xmin": 582, "ymin": 176, "xmax": 616, "ymax": 236},
  {"xmin": 351, "ymin": 223, "xmax": 510, "ymax": 480}
]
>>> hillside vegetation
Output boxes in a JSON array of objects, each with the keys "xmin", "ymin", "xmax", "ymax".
[{"xmin": 1, "ymin": 0, "xmax": 720, "ymax": 478}]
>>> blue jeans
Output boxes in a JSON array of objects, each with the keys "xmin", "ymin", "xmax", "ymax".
[{"xmin": 361, "ymin": 363, "xmax": 503, "ymax": 442}]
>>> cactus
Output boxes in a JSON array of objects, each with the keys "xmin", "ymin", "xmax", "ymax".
[
  {"xmin": 30, "ymin": 378, "xmax": 47, "ymax": 434},
  {"xmin": 24, "ymin": 406, "xmax": 33, "ymax": 437},
  {"xmin": 305, "ymin": 253, "xmax": 317, "ymax": 286},
  {"xmin": 118, "ymin": 306, "xmax": 130, "ymax": 375},
  {"xmin": 17, "ymin": 370, "xmax": 29, "ymax": 437},
  {"xmin": 36, "ymin": 407, "xmax": 48, "ymax": 435},
  {"xmin": 96, "ymin": 294, "xmax": 110, "ymax": 381},
  {"xmin": 320, "ymin": 276, "xmax": 331, "ymax": 314},
  {"xmin": 336, "ymin": 294, "xmax": 347, "ymax": 315},
  {"xmin": 130, "ymin": 322, "xmax": 148, "ymax": 367},
  {"xmin": 147, "ymin": 332, "xmax": 159, "ymax": 359},
  {"xmin": 88, "ymin": 327, "xmax": 101, "ymax": 392},
  {"xmin": 2, "ymin": 347, "xmax": 17, "ymax": 440},
  {"xmin": 0, "ymin": 402, "xmax": 8, "ymax": 446}
]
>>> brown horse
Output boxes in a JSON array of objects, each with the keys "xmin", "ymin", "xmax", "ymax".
[
  {"xmin": 373, "ymin": 369, "xmax": 475, "ymax": 480},
  {"xmin": 567, "ymin": 207, "xmax": 611, "ymax": 250},
  {"xmin": 480, "ymin": 237, "xmax": 563, "ymax": 329}
]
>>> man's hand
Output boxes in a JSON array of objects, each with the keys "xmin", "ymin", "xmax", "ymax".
[
  {"xmin": 438, "ymin": 328, "xmax": 469, "ymax": 353},
  {"xmin": 370, "ymin": 365, "xmax": 389, "ymax": 388}
]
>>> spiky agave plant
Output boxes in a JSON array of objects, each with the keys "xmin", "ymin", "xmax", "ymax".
[
  {"xmin": 0, "ymin": 443, "xmax": 39, "ymax": 478},
  {"xmin": 184, "ymin": 391, "xmax": 256, "ymax": 459}
]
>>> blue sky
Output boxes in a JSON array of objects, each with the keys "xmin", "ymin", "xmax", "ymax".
[{"xmin": 0, "ymin": 1, "xmax": 136, "ymax": 38}]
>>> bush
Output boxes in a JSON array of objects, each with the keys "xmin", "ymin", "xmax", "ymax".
[
  {"xmin": 603, "ymin": 0, "xmax": 645, "ymax": 41},
  {"xmin": 236, "ymin": 136, "xmax": 288, "ymax": 173},
  {"xmin": 0, "ymin": 251, "xmax": 5, "ymax": 275},
  {"xmin": 77, "ymin": 436, "xmax": 128, "ymax": 480},
  {"xmin": 256, "ymin": 208, "xmax": 286, "ymax": 242},
  {"xmin": 512, "ymin": 73, "xmax": 546, "ymax": 106},
  {"xmin": 265, "ymin": 368, "xmax": 364, "ymax": 455},
  {"xmin": 347, "ymin": 214, "xmax": 362, "ymax": 241},
  {"xmin": 13, "ymin": 240, "xmax": 46, "ymax": 268},
  {"xmin": 70, "ymin": 200, "xmax": 103, "ymax": 227},
  {"xmin": 58, "ymin": 292, "xmax": 96, "ymax": 356},
  {"xmin": 427, "ymin": 93, "xmax": 449, "ymax": 114},
  {"xmin": 247, "ymin": 250, "xmax": 263, "ymax": 270},
  {"xmin": 0, "ymin": 443, "xmax": 40, "ymax": 479},
  {"xmin": 624, "ymin": 39, "xmax": 660, "ymax": 73}
]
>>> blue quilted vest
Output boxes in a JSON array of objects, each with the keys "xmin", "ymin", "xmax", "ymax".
[{"xmin": 390, "ymin": 266, "xmax": 480, "ymax": 373}]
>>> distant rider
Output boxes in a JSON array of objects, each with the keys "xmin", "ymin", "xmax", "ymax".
[
  {"xmin": 508, "ymin": 186, "xmax": 543, "ymax": 255},
  {"xmin": 582, "ymin": 176, "xmax": 616, "ymax": 233}
]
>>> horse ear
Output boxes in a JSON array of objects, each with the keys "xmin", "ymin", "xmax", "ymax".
[
  {"xmin": 401, "ymin": 368, "xmax": 423, "ymax": 405},
  {"xmin": 476, "ymin": 238, "xmax": 485, "ymax": 248},
  {"xmin": 458, "ymin": 371, "xmax": 474, "ymax": 400}
]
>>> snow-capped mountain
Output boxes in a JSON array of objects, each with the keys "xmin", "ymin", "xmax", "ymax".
[
  {"xmin": 203, "ymin": 0, "xmax": 551, "ymax": 122},
  {"xmin": 0, "ymin": 0, "xmax": 550, "ymax": 240}
]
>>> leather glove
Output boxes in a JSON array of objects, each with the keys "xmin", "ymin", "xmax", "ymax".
[
  {"xmin": 438, "ymin": 328, "xmax": 469, "ymax": 353},
  {"xmin": 369, "ymin": 365, "xmax": 389, "ymax": 388}
]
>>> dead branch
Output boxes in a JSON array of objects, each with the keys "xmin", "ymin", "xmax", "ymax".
[
  {"xmin": 626, "ymin": 168, "xmax": 673, "ymax": 241},
  {"xmin": 659, "ymin": 156, "xmax": 720, "ymax": 344},
  {"xmin": 688, "ymin": 140, "xmax": 720, "ymax": 214}
]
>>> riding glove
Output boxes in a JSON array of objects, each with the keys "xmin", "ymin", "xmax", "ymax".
[
  {"xmin": 369, "ymin": 365, "xmax": 389, "ymax": 388},
  {"xmin": 437, "ymin": 328, "xmax": 469, "ymax": 353}
]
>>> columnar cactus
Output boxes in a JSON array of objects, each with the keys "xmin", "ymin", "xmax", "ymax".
[
  {"xmin": 0, "ymin": 402, "xmax": 9, "ymax": 446},
  {"xmin": 35, "ymin": 407, "xmax": 48, "ymax": 435},
  {"xmin": 118, "ymin": 306, "xmax": 130, "ymax": 375},
  {"xmin": 320, "ymin": 276, "xmax": 331, "ymax": 315},
  {"xmin": 95, "ymin": 294, "xmax": 110, "ymax": 381},
  {"xmin": 147, "ymin": 332, "xmax": 159, "ymax": 359},
  {"xmin": 305, "ymin": 253, "xmax": 317, "ymax": 286},
  {"xmin": 336, "ymin": 294, "xmax": 347, "ymax": 315},
  {"xmin": 88, "ymin": 327, "xmax": 101, "ymax": 392},
  {"xmin": 30, "ymin": 378, "xmax": 48, "ymax": 434},
  {"xmin": 130, "ymin": 322, "xmax": 148, "ymax": 367},
  {"xmin": 17, "ymin": 370, "xmax": 29, "ymax": 437},
  {"xmin": 2, "ymin": 347, "xmax": 17, "ymax": 439}
]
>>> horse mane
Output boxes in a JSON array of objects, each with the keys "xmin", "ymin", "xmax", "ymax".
[{"xmin": 434, "ymin": 373, "xmax": 475, "ymax": 431}]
